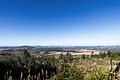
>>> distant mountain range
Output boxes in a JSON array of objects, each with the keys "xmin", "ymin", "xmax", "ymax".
[
  {"xmin": 0, "ymin": 45, "xmax": 120, "ymax": 51},
  {"xmin": 0, "ymin": 46, "xmax": 34, "ymax": 49}
]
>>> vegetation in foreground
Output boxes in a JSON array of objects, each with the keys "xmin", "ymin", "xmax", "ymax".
[{"xmin": 0, "ymin": 49, "xmax": 120, "ymax": 80}]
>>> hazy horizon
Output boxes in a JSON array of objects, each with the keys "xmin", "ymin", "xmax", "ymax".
[{"xmin": 0, "ymin": 0, "xmax": 120, "ymax": 46}]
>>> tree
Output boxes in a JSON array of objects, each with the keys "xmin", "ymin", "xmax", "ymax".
[
  {"xmin": 62, "ymin": 52, "xmax": 73, "ymax": 63},
  {"xmin": 99, "ymin": 51, "xmax": 106, "ymax": 58},
  {"xmin": 81, "ymin": 54, "xmax": 86, "ymax": 59},
  {"xmin": 20, "ymin": 49, "xmax": 30, "ymax": 65},
  {"xmin": 23, "ymin": 49, "xmax": 30, "ymax": 58},
  {"xmin": 107, "ymin": 50, "xmax": 112, "ymax": 58}
]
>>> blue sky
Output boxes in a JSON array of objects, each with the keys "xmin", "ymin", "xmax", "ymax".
[{"xmin": 0, "ymin": 0, "xmax": 120, "ymax": 46}]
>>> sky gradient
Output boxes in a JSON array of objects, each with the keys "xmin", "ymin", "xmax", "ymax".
[{"xmin": 0, "ymin": 0, "xmax": 120, "ymax": 46}]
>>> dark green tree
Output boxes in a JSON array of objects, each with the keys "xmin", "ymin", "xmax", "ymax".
[
  {"xmin": 20, "ymin": 49, "xmax": 30, "ymax": 65},
  {"xmin": 23, "ymin": 49, "xmax": 30, "ymax": 58},
  {"xmin": 81, "ymin": 54, "xmax": 86, "ymax": 59}
]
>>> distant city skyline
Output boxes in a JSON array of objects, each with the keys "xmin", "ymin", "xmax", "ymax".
[{"xmin": 0, "ymin": 0, "xmax": 120, "ymax": 46}]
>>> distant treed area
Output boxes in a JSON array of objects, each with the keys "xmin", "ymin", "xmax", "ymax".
[{"xmin": 0, "ymin": 47, "xmax": 120, "ymax": 80}]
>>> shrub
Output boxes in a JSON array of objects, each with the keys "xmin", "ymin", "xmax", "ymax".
[
  {"xmin": 59, "ymin": 64, "xmax": 84, "ymax": 80},
  {"xmin": 90, "ymin": 68, "xmax": 108, "ymax": 80}
]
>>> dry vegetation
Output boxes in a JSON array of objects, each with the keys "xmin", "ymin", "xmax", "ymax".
[{"xmin": 0, "ymin": 49, "xmax": 120, "ymax": 80}]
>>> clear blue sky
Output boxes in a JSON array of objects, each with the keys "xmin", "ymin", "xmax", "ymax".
[{"xmin": 0, "ymin": 0, "xmax": 120, "ymax": 46}]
